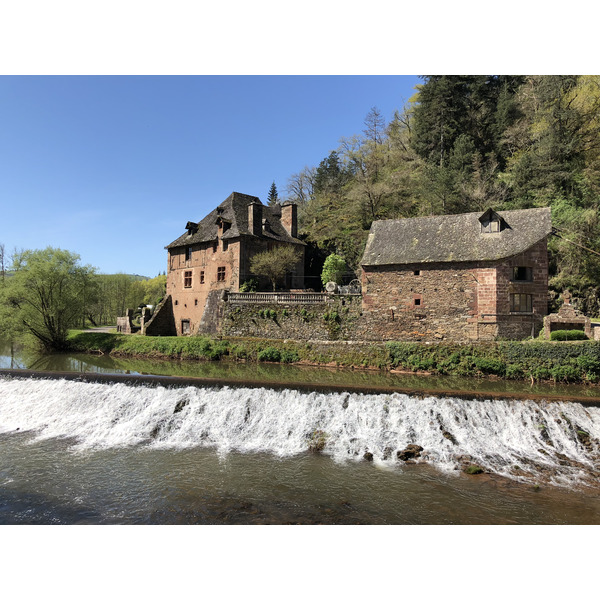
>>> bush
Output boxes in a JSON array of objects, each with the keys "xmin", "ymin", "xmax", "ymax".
[
  {"xmin": 550, "ymin": 329, "xmax": 587, "ymax": 341},
  {"xmin": 280, "ymin": 350, "xmax": 299, "ymax": 363},
  {"xmin": 258, "ymin": 347, "xmax": 281, "ymax": 362},
  {"xmin": 321, "ymin": 254, "xmax": 347, "ymax": 287},
  {"xmin": 239, "ymin": 278, "xmax": 258, "ymax": 293}
]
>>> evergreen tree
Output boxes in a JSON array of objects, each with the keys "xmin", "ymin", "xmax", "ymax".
[{"xmin": 267, "ymin": 181, "xmax": 279, "ymax": 206}]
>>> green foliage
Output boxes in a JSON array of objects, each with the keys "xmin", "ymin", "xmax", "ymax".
[
  {"xmin": 250, "ymin": 246, "xmax": 302, "ymax": 291},
  {"xmin": 239, "ymin": 278, "xmax": 259, "ymax": 293},
  {"xmin": 258, "ymin": 347, "xmax": 281, "ymax": 362},
  {"xmin": 550, "ymin": 329, "xmax": 588, "ymax": 341},
  {"xmin": 69, "ymin": 330, "xmax": 600, "ymax": 385},
  {"xmin": 1, "ymin": 248, "xmax": 97, "ymax": 350},
  {"xmin": 289, "ymin": 76, "xmax": 600, "ymax": 307},
  {"xmin": 464, "ymin": 465, "xmax": 484, "ymax": 475},
  {"xmin": 267, "ymin": 181, "xmax": 279, "ymax": 206},
  {"xmin": 257, "ymin": 308, "xmax": 277, "ymax": 320},
  {"xmin": 321, "ymin": 254, "xmax": 347, "ymax": 286},
  {"xmin": 386, "ymin": 339, "xmax": 600, "ymax": 383}
]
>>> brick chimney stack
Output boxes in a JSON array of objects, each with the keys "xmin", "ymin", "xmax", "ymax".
[
  {"xmin": 248, "ymin": 201, "xmax": 263, "ymax": 236},
  {"xmin": 280, "ymin": 202, "xmax": 297, "ymax": 238}
]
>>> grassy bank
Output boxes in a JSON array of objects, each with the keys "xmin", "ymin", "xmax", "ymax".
[{"xmin": 67, "ymin": 331, "xmax": 600, "ymax": 385}]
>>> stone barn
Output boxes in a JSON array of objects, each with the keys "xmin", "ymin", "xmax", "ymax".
[
  {"xmin": 359, "ymin": 207, "xmax": 552, "ymax": 341},
  {"xmin": 144, "ymin": 192, "xmax": 305, "ymax": 336}
]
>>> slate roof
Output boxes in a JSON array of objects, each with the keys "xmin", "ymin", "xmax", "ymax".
[
  {"xmin": 360, "ymin": 207, "xmax": 552, "ymax": 267},
  {"xmin": 166, "ymin": 192, "xmax": 304, "ymax": 249}
]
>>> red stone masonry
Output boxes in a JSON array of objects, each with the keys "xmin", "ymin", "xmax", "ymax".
[{"xmin": 359, "ymin": 238, "xmax": 549, "ymax": 342}]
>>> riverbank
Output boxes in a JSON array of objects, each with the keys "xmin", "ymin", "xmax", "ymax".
[{"xmin": 67, "ymin": 331, "xmax": 600, "ymax": 386}]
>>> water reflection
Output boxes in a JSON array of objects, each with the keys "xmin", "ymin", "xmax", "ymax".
[{"xmin": 2, "ymin": 337, "xmax": 600, "ymax": 400}]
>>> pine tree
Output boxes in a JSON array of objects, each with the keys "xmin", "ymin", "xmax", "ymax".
[{"xmin": 267, "ymin": 181, "xmax": 279, "ymax": 206}]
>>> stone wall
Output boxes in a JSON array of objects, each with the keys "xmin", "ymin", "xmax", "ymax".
[
  {"xmin": 143, "ymin": 295, "xmax": 177, "ymax": 336},
  {"xmin": 360, "ymin": 239, "xmax": 548, "ymax": 342},
  {"xmin": 220, "ymin": 295, "xmax": 363, "ymax": 341},
  {"xmin": 360, "ymin": 263, "xmax": 479, "ymax": 341}
]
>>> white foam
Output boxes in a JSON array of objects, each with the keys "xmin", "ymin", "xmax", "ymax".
[{"xmin": 1, "ymin": 376, "xmax": 599, "ymax": 488}]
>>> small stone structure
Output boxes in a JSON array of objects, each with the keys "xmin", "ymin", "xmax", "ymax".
[
  {"xmin": 543, "ymin": 291, "xmax": 592, "ymax": 339},
  {"xmin": 116, "ymin": 309, "xmax": 138, "ymax": 334}
]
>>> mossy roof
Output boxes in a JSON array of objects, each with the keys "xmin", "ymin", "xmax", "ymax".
[
  {"xmin": 166, "ymin": 192, "xmax": 304, "ymax": 249},
  {"xmin": 360, "ymin": 207, "xmax": 552, "ymax": 267}
]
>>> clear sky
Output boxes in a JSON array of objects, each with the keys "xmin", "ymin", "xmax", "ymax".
[{"xmin": 0, "ymin": 75, "xmax": 421, "ymax": 276}]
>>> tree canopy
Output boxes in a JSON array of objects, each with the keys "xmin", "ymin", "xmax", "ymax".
[
  {"xmin": 0, "ymin": 247, "xmax": 97, "ymax": 350},
  {"xmin": 250, "ymin": 245, "xmax": 302, "ymax": 291},
  {"xmin": 289, "ymin": 76, "xmax": 600, "ymax": 314}
]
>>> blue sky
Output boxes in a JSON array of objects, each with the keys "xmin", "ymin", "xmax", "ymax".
[{"xmin": 0, "ymin": 75, "xmax": 421, "ymax": 276}]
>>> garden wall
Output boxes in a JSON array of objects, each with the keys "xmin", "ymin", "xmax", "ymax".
[{"xmin": 220, "ymin": 295, "xmax": 363, "ymax": 341}]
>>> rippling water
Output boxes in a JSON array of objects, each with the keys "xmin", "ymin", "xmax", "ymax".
[{"xmin": 1, "ymin": 376, "xmax": 600, "ymax": 524}]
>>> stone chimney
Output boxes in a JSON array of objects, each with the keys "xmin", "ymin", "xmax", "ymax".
[
  {"xmin": 248, "ymin": 201, "xmax": 263, "ymax": 236},
  {"xmin": 280, "ymin": 202, "xmax": 297, "ymax": 238}
]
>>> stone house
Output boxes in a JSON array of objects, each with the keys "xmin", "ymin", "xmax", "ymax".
[
  {"xmin": 359, "ymin": 207, "xmax": 552, "ymax": 341},
  {"xmin": 145, "ymin": 192, "xmax": 305, "ymax": 336}
]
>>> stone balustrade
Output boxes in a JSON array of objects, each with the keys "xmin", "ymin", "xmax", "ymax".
[{"xmin": 227, "ymin": 292, "xmax": 330, "ymax": 304}]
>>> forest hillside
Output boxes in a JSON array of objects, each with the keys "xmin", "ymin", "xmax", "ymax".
[{"xmin": 283, "ymin": 76, "xmax": 600, "ymax": 316}]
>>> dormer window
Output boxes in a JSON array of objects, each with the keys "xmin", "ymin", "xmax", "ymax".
[
  {"xmin": 185, "ymin": 221, "xmax": 198, "ymax": 236},
  {"xmin": 216, "ymin": 216, "xmax": 231, "ymax": 233},
  {"xmin": 479, "ymin": 209, "xmax": 507, "ymax": 234}
]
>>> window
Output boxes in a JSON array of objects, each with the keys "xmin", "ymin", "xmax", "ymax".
[
  {"xmin": 414, "ymin": 298, "xmax": 421, "ymax": 306},
  {"xmin": 513, "ymin": 266, "xmax": 533, "ymax": 282},
  {"xmin": 200, "ymin": 270, "xmax": 205, "ymax": 284},
  {"xmin": 217, "ymin": 266, "xmax": 226, "ymax": 282},
  {"xmin": 413, "ymin": 270, "xmax": 421, "ymax": 276},
  {"xmin": 186, "ymin": 246, "xmax": 193, "ymax": 262},
  {"xmin": 213, "ymin": 241, "xmax": 218, "ymax": 253},
  {"xmin": 510, "ymin": 293, "xmax": 532, "ymax": 313},
  {"xmin": 195, "ymin": 299, "xmax": 198, "ymax": 306},
  {"xmin": 184, "ymin": 270, "xmax": 192, "ymax": 288},
  {"xmin": 223, "ymin": 240, "xmax": 229, "ymax": 251},
  {"xmin": 481, "ymin": 217, "xmax": 502, "ymax": 233},
  {"xmin": 181, "ymin": 320, "xmax": 191, "ymax": 335}
]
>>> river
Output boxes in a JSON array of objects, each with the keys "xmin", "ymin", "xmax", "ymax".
[{"xmin": 1, "ymin": 340, "xmax": 600, "ymax": 524}]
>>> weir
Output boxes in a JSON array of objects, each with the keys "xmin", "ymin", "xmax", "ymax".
[{"xmin": 1, "ymin": 375, "xmax": 599, "ymax": 490}]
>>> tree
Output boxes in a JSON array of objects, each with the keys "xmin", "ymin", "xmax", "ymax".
[
  {"xmin": 249, "ymin": 245, "xmax": 302, "ymax": 291},
  {"xmin": 0, "ymin": 243, "xmax": 6, "ymax": 285},
  {"xmin": 321, "ymin": 254, "xmax": 347, "ymax": 286},
  {"xmin": 1, "ymin": 247, "xmax": 97, "ymax": 350},
  {"xmin": 285, "ymin": 167, "xmax": 316, "ymax": 205},
  {"xmin": 267, "ymin": 181, "xmax": 279, "ymax": 206}
]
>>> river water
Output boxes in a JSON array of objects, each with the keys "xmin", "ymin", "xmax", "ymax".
[{"xmin": 1, "ymin": 341, "xmax": 600, "ymax": 524}]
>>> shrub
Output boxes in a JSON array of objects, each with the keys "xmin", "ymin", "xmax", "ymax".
[
  {"xmin": 550, "ymin": 329, "xmax": 587, "ymax": 341},
  {"xmin": 321, "ymin": 254, "xmax": 347, "ymax": 287},
  {"xmin": 280, "ymin": 350, "xmax": 299, "ymax": 363},
  {"xmin": 473, "ymin": 357, "xmax": 506, "ymax": 376},
  {"xmin": 239, "ymin": 278, "xmax": 258, "ymax": 293},
  {"xmin": 258, "ymin": 347, "xmax": 281, "ymax": 362}
]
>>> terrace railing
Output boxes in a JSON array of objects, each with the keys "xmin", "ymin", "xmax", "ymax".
[{"xmin": 227, "ymin": 292, "xmax": 329, "ymax": 304}]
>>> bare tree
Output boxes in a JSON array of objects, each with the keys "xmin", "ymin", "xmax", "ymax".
[
  {"xmin": 363, "ymin": 106, "xmax": 386, "ymax": 145},
  {"xmin": 285, "ymin": 166, "xmax": 316, "ymax": 205}
]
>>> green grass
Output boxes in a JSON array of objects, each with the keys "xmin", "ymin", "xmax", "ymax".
[{"xmin": 67, "ymin": 331, "xmax": 600, "ymax": 384}]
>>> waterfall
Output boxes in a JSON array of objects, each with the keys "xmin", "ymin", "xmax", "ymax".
[{"xmin": 1, "ymin": 376, "xmax": 599, "ymax": 489}]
